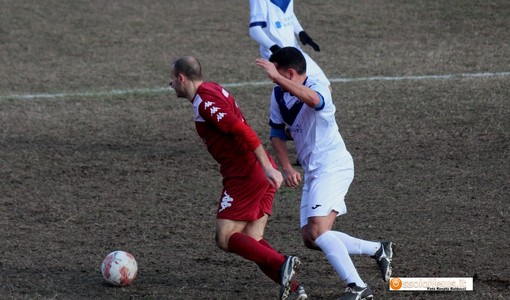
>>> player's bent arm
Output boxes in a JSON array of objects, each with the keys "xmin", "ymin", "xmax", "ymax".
[
  {"xmin": 276, "ymin": 75, "xmax": 321, "ymax": 108},
  {"xmin": 256, "ymin": 58, "xmax": 321, "ymax": 108}
]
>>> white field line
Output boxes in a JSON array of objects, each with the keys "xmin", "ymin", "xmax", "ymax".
[{"xmin": 2, "ymin": 71, "xmax": 510, "ymax": 100}]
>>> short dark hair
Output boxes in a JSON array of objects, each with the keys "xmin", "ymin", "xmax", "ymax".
[
  {"xmin": 172, "ymin": 56, "xmax": 202, "ymax": 81},
  {"xmin": 269, "ymin": 47, "xmax": 306, "ymax": 75}
]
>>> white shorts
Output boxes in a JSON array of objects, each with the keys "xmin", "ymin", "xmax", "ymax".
[{"xmin": 299, "ymin": 159, "xmax": 354, "ymax": 228}]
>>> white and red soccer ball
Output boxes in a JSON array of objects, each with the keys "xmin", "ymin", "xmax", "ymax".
[{"xmin": 101, "ymin": 250, "xmax": 138, "ymax": 286}]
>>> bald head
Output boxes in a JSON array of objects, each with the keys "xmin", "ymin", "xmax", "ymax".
[{"xmin": 171, "ymin": 56, "xmax": 202, "ymax": 82}]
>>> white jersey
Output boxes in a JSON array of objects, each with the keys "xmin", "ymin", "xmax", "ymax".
[
  {"xmin": 249, "ymin": 0, "xmax": 301, "ymax": 58},
  {"xmin": 249, "ymin": 0, "xmax": 331, "ymax": 85},
  {"xmin": 269, "ymin": 77, "xmax": 349, "ymax": 174}
]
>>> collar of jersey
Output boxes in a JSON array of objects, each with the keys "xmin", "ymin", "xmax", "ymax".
[{"xmin": 270, "ymin": 0, "xmax": 291, "ymax": 13}]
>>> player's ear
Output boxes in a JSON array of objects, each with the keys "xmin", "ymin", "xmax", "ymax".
[
  {"xmin": 288, "ymin": 68, "xmax": 297, "ymax": 80},
  {"xmin": 177, "ymin": 73, "xmax": 186, "ymax": 83}
]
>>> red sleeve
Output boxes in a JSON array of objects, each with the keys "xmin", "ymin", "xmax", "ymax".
[
  {"xmin": 229, "ymin": 121, "xmax": 262, "ymax": 152},
  {"xmin": 196, "ymin": 82, "xmax": 261, "ymax": 151},
  {"xmin": 196, "ymin": 84, "xmax": 241, "ymax": 134},
  {"xmin": 198, "ymin": 99, "xmax": 238, "ymax": 134}
]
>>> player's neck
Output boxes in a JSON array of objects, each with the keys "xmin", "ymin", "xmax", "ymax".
[{"xmin": 186, "ymin": 80, "xmax": 204, "ymax": 102}]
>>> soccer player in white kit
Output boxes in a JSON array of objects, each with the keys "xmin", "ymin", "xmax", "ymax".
[
  {"xmin": 256, "ymin": 47, "xmax": 394, "ymax": 300},
  {"xmin": 249, "ymin": 0, "xmax": 331, "ymax": 88}
]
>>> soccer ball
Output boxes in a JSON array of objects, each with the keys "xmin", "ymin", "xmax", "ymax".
[{"xmin": 101, "ymin": 250, "xmax": 138, "ymax": 286}]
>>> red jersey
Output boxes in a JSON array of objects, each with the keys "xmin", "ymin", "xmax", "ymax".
[{"xmin": 193, "ymin": 82, "xmax": 258, "ymax": 178}]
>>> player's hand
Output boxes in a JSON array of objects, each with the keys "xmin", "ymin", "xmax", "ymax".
[
  {"xmin": 299, "ymin": 31, "xmax": 320, "ymax": 52},
  {"xmin": 270, "ymin": 44, "xmax": 281, "ymax": 53},
  {"xmin": 265, "ymin": 167, "xmax": 283, "ymax": 189},
  {"xmin": 283, "ymin": 167, "xmax": 302, "ymax": 188},
  {"xmin": 255, "ymin": 58, "xmax": 281, "ymax": 83}
]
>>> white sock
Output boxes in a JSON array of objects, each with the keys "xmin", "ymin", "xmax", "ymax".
[
  {"xmin": 331, "ymin": 231, "xmax": 381, "ymax": 256},
  {"xmin": 315, "ymin": 231, "xmax": 366, "ymax": 287}
]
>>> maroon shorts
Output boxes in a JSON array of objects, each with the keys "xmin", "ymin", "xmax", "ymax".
[{"xmin": 216, "ymin": 162, "xmax": 276, "ymax": 221}]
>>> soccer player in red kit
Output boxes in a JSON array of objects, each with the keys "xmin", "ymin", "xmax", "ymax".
[{"xmin": 169, "ymin": 56, "xmax": 307, "ymax": 300}]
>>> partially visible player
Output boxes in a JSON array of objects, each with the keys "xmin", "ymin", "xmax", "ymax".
[
  {"xmin": 169, "ymin": 55, "xmax": 307, "ymax": 300},
  {"xmin": 256, "ymin": 47, "xmax": 394, "ymax": 300},
  {"xmin": 249, "ymin": 0, "xmax": 331, "ymax": 89}
]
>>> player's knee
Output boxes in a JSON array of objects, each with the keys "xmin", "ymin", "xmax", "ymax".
[
  {"xmin": 301, "ymin": 225, "xmax": 325, "ymax": 250},
  {"xmin": 301, "ymin": 231, "xmax": 318, "ymax": 250},
  {"xmin": 214, "ymin": 232, "xmax": 229, "ymax": 251},
  {"xmin": 303, "ymin": 237, "xmax": 316, "ymax": 249}
]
